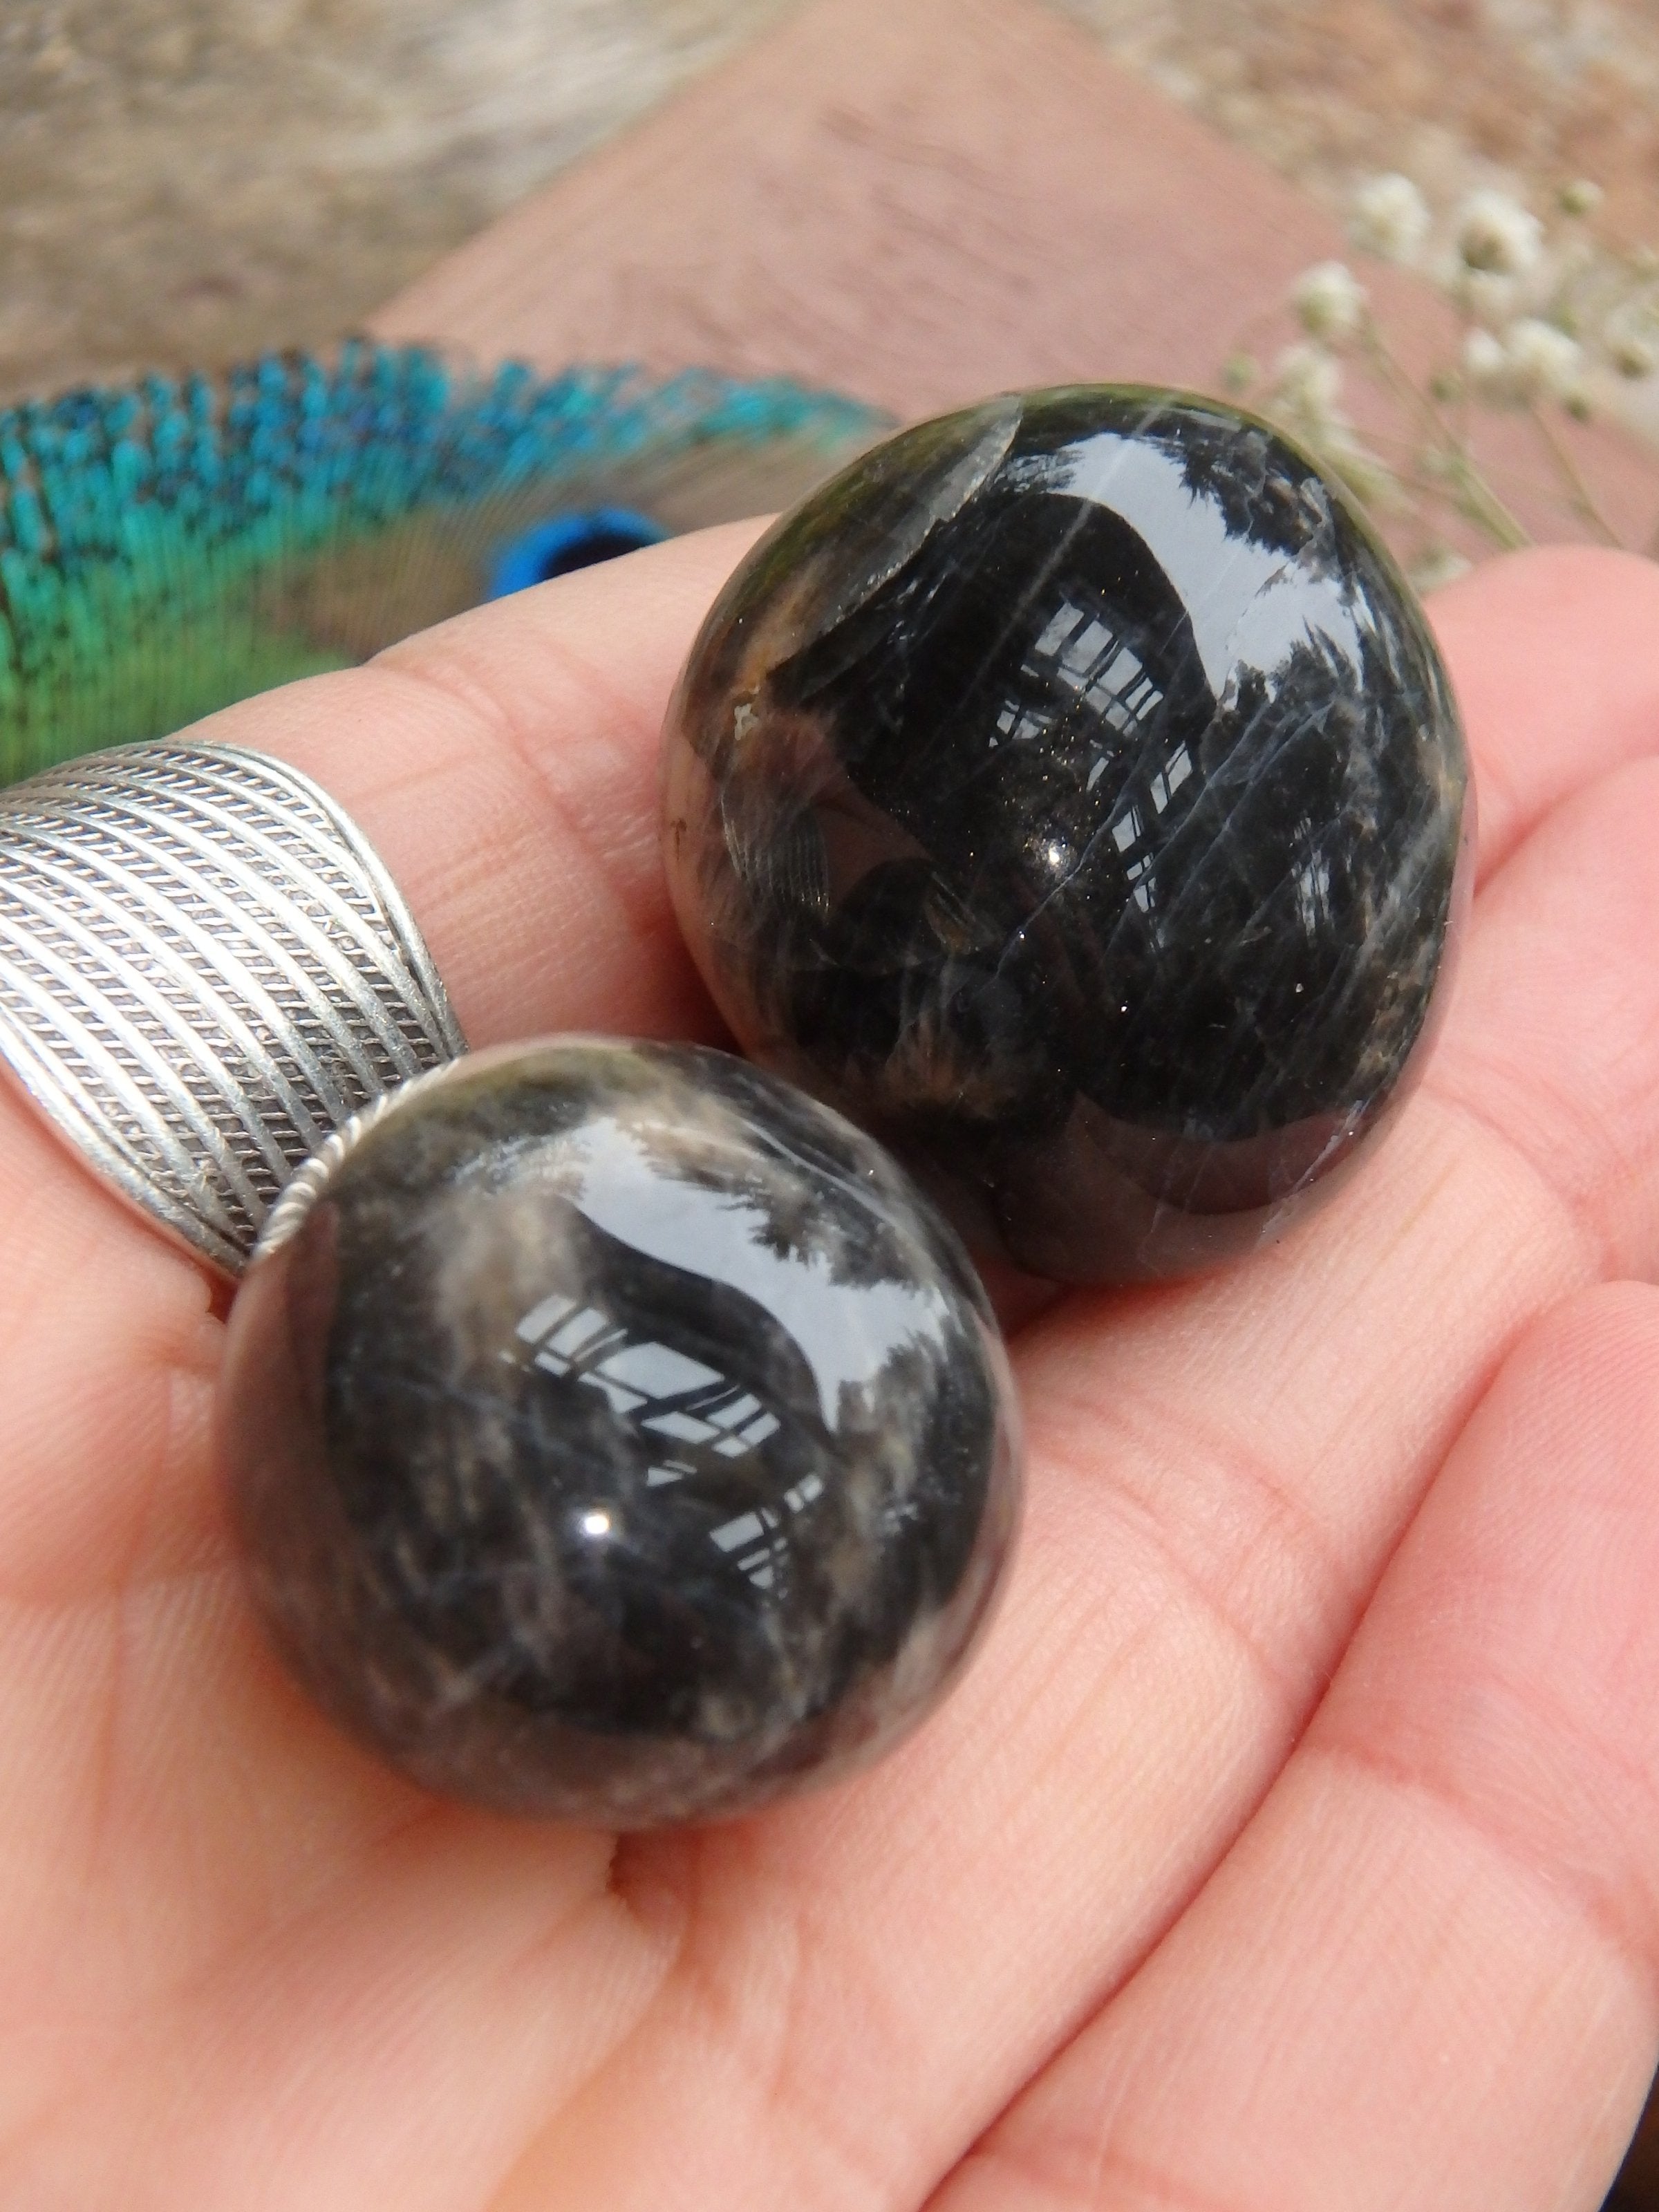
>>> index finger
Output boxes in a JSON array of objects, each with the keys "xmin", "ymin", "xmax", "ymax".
[
  {"xmin": 0, "ymin": 518, "xmax": 765, "ymax": 1288},
  {"xmin": 0, "ymin": 522, "xmax": 763, "ymax": 1609},
  {"xmin": 194, "ymin": 517, "xmax": 769, "ymax": 1051},
  {"xmin": 1429, "ymin": 544, "xmax": 1659, "ymax": 883}
]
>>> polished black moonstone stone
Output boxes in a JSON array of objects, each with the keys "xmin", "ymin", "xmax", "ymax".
[
  {"xmin": 218, "ymin": 1040, "xmax": 1020, "ymax": 1826},
  {"xmin": 662, "ymin": 386, "xmax": 1471, "ymax": 1281}
]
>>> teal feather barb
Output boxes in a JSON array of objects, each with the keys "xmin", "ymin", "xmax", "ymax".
[{"xmin": 0, "ymin": 341, "xmax": 888, "ymax": 784}]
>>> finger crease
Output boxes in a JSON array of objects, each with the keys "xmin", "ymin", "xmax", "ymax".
[
  {"xmin": 1418, "ymin": 1077, "xmax": 1618, "ymax": 1285},
  {"xmin": 1308, "ymin": 1731, "xmax": 1659, "ymax": 2014},
  {"xmin": 1033, "ymin": 1393, "xmax": 1358, "ymax": 1721},
  {"xmin": 961, "ymin": 2131, "xmax": 1256, "ymax": 2212}
]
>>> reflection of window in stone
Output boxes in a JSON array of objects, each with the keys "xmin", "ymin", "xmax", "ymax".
[
  {"xmin": 997, "ymin": 594, "xmax": 1172, "ymax": 802},
  {"xmin": 1147, "ymin": 744, "xmax": 1194, "ymax": 815},
  {"xmin": 1109, "ymin": 803, "xmax": 1158, "ymax": 915},
  {"xmin": 709, "ymin": 1506, "xmax": 782, "ymax": 1587},
  {"xmin": 512, "ymin": 1291, "xmax": 783, "ymax": 1463},
  {"xmin": 1098, "ymin": 731, "xmax": 1200, "ymax": 921},
  {"xmin": 1021, "ymin": 597, "xmax": 1165, "ymax": 739},
  {"xmin": 644, "ymin": 1399, "xmax": 781, "ymax": 1454},
  {"xmin": 512, "ymin": 1293, "xmax": 824, "ymax": 1588},
  {"xmin": 992, "ymin": 700, "xmax": 1053, "ymax": 748},
  {"xmin": 646, "ymin": 1459, "xmax": 695, "ymax": 1488},
  {"xmin": 708, "ymin": 1472, "xmax": 825, "ymax": 1589}
]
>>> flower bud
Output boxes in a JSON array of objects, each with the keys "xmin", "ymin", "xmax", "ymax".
[
  {"xmin": 1503, "ymin": 316, "xmax": 1583, "ymax": 402},
  {"xmin": 1272, "ymin": 344, "xmax": 1344, "ymax": 426},
  {"xmin": 1350, "ymin": 174, "xmax": 1431, "ymax": 263},
  {"xmin": 1461, "ymin": 327, "xmax": 1510, "ymax": 398},
  {"xmin": 1291, "ymin": 261, "xmax": 1367, "ymax": 341},
  {"xmin": 1456, "ymin": 190, "xmax": 1544, "ymax": 276},
  {"xmin": 1557, "ymin": 179, "xmax": 1603, "ymax": 218}
]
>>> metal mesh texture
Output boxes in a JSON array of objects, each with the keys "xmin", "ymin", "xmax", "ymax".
[{"xmin": 0, "ymin": 740, "xmax": 465, "ymax": 1271}]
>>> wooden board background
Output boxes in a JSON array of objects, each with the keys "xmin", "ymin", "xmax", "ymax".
[{"xmin": 372, "ymin": 0, "xmax": 1659, "ymax": 556}]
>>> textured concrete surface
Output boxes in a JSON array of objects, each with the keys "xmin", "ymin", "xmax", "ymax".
[
  {"xmin": 0, "ymin": 0, "xmax": 789, "ymax": 397},
  {"xmin": 1064, "ymin": 0, "xmax": 1659, "ymax": 243}
]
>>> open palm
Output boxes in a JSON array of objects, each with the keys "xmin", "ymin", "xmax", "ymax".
[{"xmin": 5, "ymin": 524, "xmax": 1659, "ymax": 2211}]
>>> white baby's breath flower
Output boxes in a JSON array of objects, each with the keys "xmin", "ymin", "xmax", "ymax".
[
  {"xmin": 1503, "ymin": 316, "xmax": 1584, "ymax": 400},
  {"xmin": 1463, "ymin": 318, "xmax": 1586, "ymax": 405},
  {"xmin": 1456, "ymin": 189, "xmax": 1544, "ymax": 276},
  {"xmin": 1291, "ymin": 260, "xmax": 1367, "ymax": 341},
  {"xmin": 1461, "ymin": 326, "xmax": 1511, "ymax": 397},
  {"xmin": 1456, "ymin": 267, "xmax": 1518, "ymax": 326},
  {"xmin": 1557, "ymin": 178, "xmax": 1604, "ymax": 218},
  {"xmin": 1350, "ymin": 173, "xmax": 1431, "ymax": 264},
  {"xmin": 1272, "ymin": 343, "xmax": 1344, "ymax": 425}
]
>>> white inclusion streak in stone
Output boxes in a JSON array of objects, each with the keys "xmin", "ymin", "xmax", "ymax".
[
  {"xmin": 550, "ymin": 1116, "xmax": 952, "ymax": 1430},
  {"xmin": 1053, "ymin": 433, "xmax": 1363, "ymax": 693}
]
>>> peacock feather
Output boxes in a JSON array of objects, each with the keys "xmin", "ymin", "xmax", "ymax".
[{"xmin": 0, "ymin": 341, "xmax": 888, "ymax": 783}]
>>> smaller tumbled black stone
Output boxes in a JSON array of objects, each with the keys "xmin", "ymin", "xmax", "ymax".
[
  {"xmin": 661, "ymin": 384, "xmax": 1472, "ymax": 1282},
  {"xmin": 217, "ymin": 1039, "xmax": 1021, "ymax": 1826}
]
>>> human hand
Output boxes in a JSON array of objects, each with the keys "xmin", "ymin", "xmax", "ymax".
[{"xmin": 3, "ymin": 527, "xmax": 1659, "ymax": 2210}]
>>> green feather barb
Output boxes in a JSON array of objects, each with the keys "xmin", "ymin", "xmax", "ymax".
[{"xmin": 0, "ymin": 342, "xmax": 885, "ymax": 782}]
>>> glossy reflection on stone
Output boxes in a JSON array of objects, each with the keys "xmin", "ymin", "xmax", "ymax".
[
  {"xmin": 662, "ymin": 386, "xmax": 1472, "ymax": 1282},
  {"xmin": 217, "ymin": 1039, "xmax": 1020, "ymax": 1826}
]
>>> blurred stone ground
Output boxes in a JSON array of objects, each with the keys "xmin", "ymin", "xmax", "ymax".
[
  {"xmin": 1065, "ymin": 0, "xmax": 1659, "ymax": 250},
  {"xmin": 0, "ymin": 1, "xmax": 789, "ymax": 397},
  {"xmin": 3, "ymin": 0, "xmax": 1658, "ymax": 402}
]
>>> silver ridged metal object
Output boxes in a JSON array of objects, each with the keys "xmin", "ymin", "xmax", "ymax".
[{"xmin": 0, "ymin": 740, "xmax": 465, "ymax": 1273}]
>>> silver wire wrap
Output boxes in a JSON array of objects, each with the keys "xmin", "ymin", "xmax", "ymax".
[{"xmin": 0, "ymin": 740, "xmax": 466, "ymax": 1273}]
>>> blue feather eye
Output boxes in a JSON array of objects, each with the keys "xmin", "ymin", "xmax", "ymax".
[
  {"xmin": 486, "ymin": 506, "xmax": 668, "ymax": 597},
  {"xmin": 0, "ymin": 343, "xmax": 885, "ymax": 783}
]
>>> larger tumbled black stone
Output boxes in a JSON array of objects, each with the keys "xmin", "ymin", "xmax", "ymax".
[
  {"xmin": 662, "ymin": 386, "xmax": 1471, "ymax": 1281},
  {"xmin": 218, "ymin": 1040, "xmax": 1020, "ymax": 1826}
]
